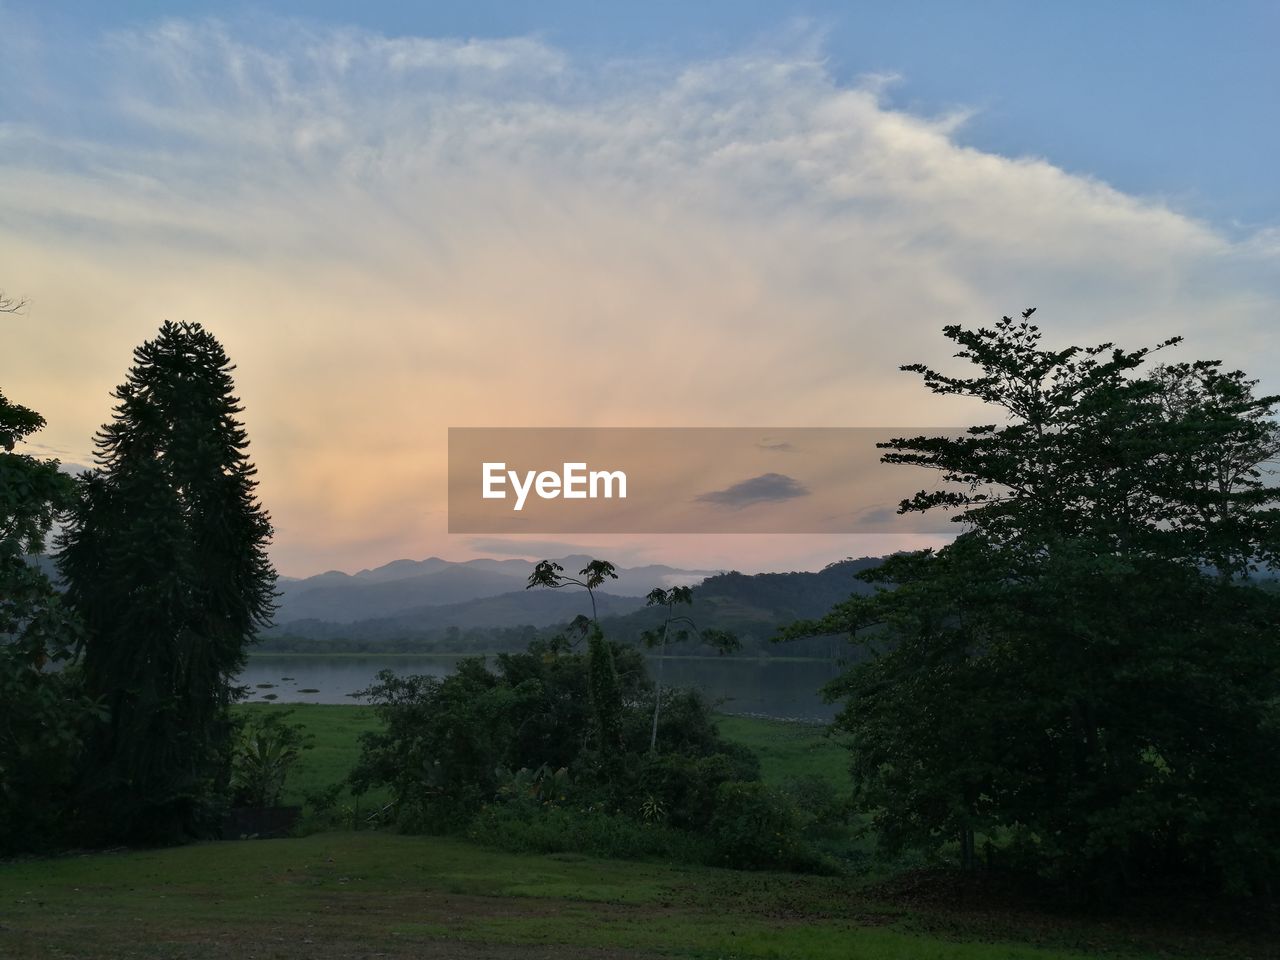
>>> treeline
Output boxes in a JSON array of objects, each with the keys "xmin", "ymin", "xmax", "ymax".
[{"xmin": 598, "ymin": 560, "xmax": 880, "ymax": 658}]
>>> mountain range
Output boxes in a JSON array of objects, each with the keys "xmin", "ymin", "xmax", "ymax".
[
  {"xmin": 264, "ymin": 555, "xmax": 885, "ymax": 655},
  {"xmin": 273, "ymin": 555, "xmax": 714, "ymax": 626},
  {"xmin": 29, "ymin": 548, "xmax": 885, "ymax": 654}
]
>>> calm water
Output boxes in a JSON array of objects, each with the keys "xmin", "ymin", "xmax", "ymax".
[{"xmin": 236, "ymin": 654, "xmax": 843, "ymax": 721}]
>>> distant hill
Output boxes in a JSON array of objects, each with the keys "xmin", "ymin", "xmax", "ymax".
[
  {"xmin": 24, "ymin": 546, "xmax": 885, "ymax": 655},
  {"xmin": 276, "ymin": 565, "xmax": 528, "ymax": 623},
  {"xmin": 268, "ymin": 588, "xmax": 651, "ymax": 642},
  {"xmin": 597, "ymin": 557, "xmax": 883, "ymax": 655},
  {"xmin": 274, "ymin": 554, "xmax": 715, "ymax": 625},
  {"xmin": 262, "ymin": 556, "xmax": 886, "ymax": 656}
]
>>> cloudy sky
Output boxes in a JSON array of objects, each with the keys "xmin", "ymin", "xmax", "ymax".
[{"xmin": 2, "ymin": 2, "xmax": 1277, "ymax": 576}]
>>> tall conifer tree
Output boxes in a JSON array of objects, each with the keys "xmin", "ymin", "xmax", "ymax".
[{"xmin": 59, "ymin": 321, "xmax": 276, "ymax": 840}]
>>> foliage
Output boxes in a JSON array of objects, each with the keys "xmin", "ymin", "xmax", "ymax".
[
  {"xmin": 351, "ymin": 554, "xmax": 828, "ymax": 872},
  {"xmin": 526, "ymin": 558, "xmax": 618, "ymax": 621},
  {"xmin": 780, "ymin": 773, "xmax": 852, "ymax": 844},
  {"xmin": 706, "ymin": 780, "xmax": 827, "ymax": 872},
  {"xmin": 0, "ymin": 377, "xmax": 102, "ymax": 851},
  {"xmin": 56, "ymin": 321, "xmax": 277, "ymax": 842},
  {"xmin": 350, "ymin": 625, "xmax": 818, "ymax": 870},
  {"xmin": 231, "ymin": 710, "xmax": 312, "ymax": 807},
  {"xmin": 785, "ymin": 311, "xmax": 1280, "ymax": 898},
  {"xmin": 350, "ymin": 636, "xmax": 652, "ymax": 807},
  {"xmin": 526, "ymin": 559, "xmax": 626, "ymax": 753},
  {"xmin": 626, "ymin": 749, "xmax": 759, "ymax": 832}
]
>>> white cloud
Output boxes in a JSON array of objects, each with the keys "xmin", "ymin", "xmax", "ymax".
[{"xmin": 1, "ymin": 18, "xmax": 1276, "ymax": 574}]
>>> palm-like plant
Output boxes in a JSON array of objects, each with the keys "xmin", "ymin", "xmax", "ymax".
[{"xmin": 231, "ymin": 714, "xmax": 309, "ymax": 808}]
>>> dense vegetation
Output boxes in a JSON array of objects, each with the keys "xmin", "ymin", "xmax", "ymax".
[
  {"xmin": 0, "ymin": 354, "xmax": 101, "ymax": 851},
  {"xmin": 785, "ymin": 313, "xmax": 1280, "ymax": 900},
  {"xmin": 347, "ymin": 611, "xmax": 841, "ymax": 871}
]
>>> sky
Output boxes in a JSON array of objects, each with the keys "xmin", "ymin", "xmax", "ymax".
[{"xmin": 2, "ymin": 2, "xmax": 1278, "ymax": 577}]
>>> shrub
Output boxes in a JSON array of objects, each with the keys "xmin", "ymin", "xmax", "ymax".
[
  {"xmin": 231, "ymin": 710, "xmax": 311, "ymax": 807},
  {"xmin": 709, "ymin": 780, "xmax": 829, "ymax": 872},
  {"xmin": 351, "ymin": 634, "xmax": 825, "ymax": 873},
  {"xmin": 631, "ymin": 751, "xmax": 760, "ymax": 832}
]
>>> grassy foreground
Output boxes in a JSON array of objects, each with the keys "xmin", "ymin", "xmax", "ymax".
[
  {"xmin": 0, "ymin": 831, "xmax": 1225, "ymax": 960},
  {"xmin": 3, "ymin": 706, "xmax": 1270, "ymax": 958}
]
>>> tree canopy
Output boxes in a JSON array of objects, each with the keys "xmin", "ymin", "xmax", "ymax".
[
  {"xmin": 0, "ymin": 381, "xmax": 98, "ymax": 851},
  {"xmin": 785, "ymin": 311, "xmax": 1280, "ymax": 898}
]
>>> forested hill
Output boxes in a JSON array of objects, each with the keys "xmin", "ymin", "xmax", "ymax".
[
  {"xmin": 695, "ymin": 557, "xmax": 883, "ymax": 621},
  {"xmin": 598, "ymin": 557, "xmax": 883, "ymax": 655}
]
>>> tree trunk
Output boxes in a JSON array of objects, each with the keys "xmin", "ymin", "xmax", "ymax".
[{"xmin": 648, "ymin": 616, "xmax": 671, "ymax": 753}]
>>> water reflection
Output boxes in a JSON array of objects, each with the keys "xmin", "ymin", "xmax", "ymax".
[{"xmin": 236, "ymin": 654, "xmax": 842, "ymax": 721}]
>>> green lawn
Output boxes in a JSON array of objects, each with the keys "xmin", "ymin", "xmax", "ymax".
[
  {"xmin": 3, "ymin": 706, "xmax": 1264, "ymax": 959},
  {"xmin": 0, "ymin": 832, "xmax": 1215, "ymax": 960},
  {"xmin": 713, "ymin": 713, "xmax": 852, "ymax": 789}
]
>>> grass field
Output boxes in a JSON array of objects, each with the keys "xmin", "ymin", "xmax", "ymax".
[
  {"xmin": 2, "ymin": 831, "xmax": 1246, "ymax": 960},
  {"xmin": 4, "ymin": 706, "xmax": 1270, "ymax": 959},
  {"xmin": 713, "ymin": 713, "xmax": 852, "ymax": 789}
]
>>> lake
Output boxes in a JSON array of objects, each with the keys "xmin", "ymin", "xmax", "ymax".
[{"xmin": 236, "ymin": 654, "xmax": 844, "ymax": 721}]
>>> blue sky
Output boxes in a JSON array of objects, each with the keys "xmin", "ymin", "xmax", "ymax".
[
  {"xmin": 20, "ymin": 0, "xmax": 1280, "ymax": 230},
  {"xmin": 3, "ymin": 2, "xmax": 1277, "ymax": 574}
]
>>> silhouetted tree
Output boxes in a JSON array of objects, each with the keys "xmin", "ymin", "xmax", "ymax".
[
  {"xmin": 0, "ymin": 366, "xmax": 99, "ymax": 851},
  {"xmin": 786, "ymin": 311, "xmax": 1280, "ymax": 899},
  {"xmin": 58, "ymin": 321, "xmax": 276, "ymax": 841}
]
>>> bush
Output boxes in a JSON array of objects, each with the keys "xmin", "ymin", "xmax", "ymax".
[
  {"xmin": 0, "ymin": 651, "xmax": 100, "ymax": 852},
  {"xmin": 629, "ymin": 751, "xmax": 759, "ymax": 832},
  {"xmin": 708, "ymin": 780, "xmax": 830, "ymax": 873},
  {"xmin": 231, "ymin": 710, "xmax": 311, "ymax": 807},
  {"xmin": 781, "ymin": 773, "xmax": 849, "ymax": 838},
  {"xmin": 351, "ymin": 634, "xmax": 829, "ymax": 873}
]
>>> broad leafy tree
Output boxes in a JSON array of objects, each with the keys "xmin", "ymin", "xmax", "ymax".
[
  {"xmin": 58, "ymin": 321, "xmax": 277, "ymax": 841},
  {"xmin": 786, "ymin": 311, "xmax": 1280, "ymax": 898},
  {"xmin": 0, "ymin": 384, "xmax": 100, "ymax": 850},
  {"xmin": 1, "ymin": 291, "xmax": 101, "ymax": 851}
]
